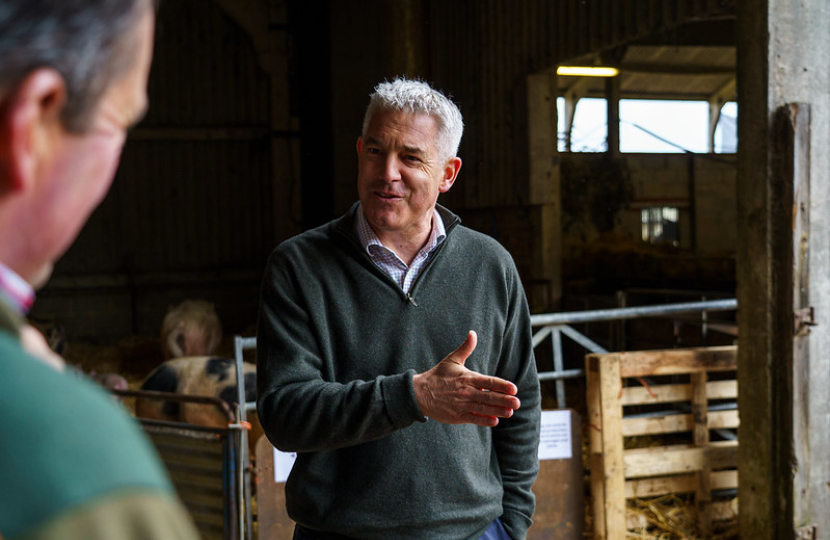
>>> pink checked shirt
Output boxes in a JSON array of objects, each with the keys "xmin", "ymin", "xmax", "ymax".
[
  {"xmin": 355, "ymin": 205, "xmax": 446, "ymax": 294},
  {"xmin": 0, "ymin": 260, "xmax": 34, "ymax": 315}
]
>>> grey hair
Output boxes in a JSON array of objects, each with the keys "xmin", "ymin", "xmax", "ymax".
[
  {"xmin": 362, "ymin": 78, "xmax": 464, "ymax": 160},
  {"xmin": 0, "ymin": 0, "xmax": 155, "ymax": 133}
]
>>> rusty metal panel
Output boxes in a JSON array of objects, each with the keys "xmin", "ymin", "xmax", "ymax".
[{"xmin": 145, "ymin": 425, "xmax": 232, "ymax": 540}]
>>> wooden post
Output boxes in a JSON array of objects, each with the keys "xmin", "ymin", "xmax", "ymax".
[
  {"xmin": 692, "ymin": 371, "xmax": 712, "ymax": 536},
  {"xmin": 586, "ymin": 355, "xmax": 608, "ymax": 540},
  {"xmin": 737, "ymin": 0, "xmax": 830, "ymax": 535},
  {"xmin": 587, "ymin": 354, "xmax": 625, "ymax": 540},
  {"xmin": 788, "ymin": 104, "xmax": 812, "ymax": 540},
  {"xmin": 527, "ymin": 73, "xmax": 562, "ymax": 311},
  {"xmin": 605, "ymin": 76, "xmax": 620, "ymax": 155},
  {"xmin": 599, "ymin": 355, "xmax": 626, "ymax": 540}
]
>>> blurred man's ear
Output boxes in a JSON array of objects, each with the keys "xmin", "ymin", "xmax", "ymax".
[{"xmin": 0, "ymin": 69, "xmax": 66, "ymax": 194}]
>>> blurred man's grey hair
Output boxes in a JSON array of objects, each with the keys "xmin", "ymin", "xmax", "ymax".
[{"xmin": 0, "ymin": 0, "xmax": 156, "ymax": 133}]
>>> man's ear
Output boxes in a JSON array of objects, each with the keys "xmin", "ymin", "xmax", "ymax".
[
  {"xmin": 0, "ymin": 69, "xmax": 66, "ymax": 194},
  {"xmin": 438, "ymin": 157, "xmax": 462, "ymax": 193}
]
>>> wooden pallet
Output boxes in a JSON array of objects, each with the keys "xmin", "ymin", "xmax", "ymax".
[{"xmin": 586, "ymin": 346, "xmax": 738, "ymax": 540}]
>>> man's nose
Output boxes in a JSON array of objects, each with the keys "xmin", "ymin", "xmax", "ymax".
[{"xmin": 381, "ymin": 155, "xmax": 402, "ymax": 182}]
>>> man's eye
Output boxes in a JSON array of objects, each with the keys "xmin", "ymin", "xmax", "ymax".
[
  {"xmin": 404, "ymin": 155, "xmax": 421, "ymax": 163},
  {"xmin": 367, "ymin": 148, "xmax": 381, "ymax": 155}
]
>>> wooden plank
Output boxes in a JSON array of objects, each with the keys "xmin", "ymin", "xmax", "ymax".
[
  {"xmin": 599, "ymin": 354, "xmax": 626, "ymax": 540},
  {"xmin": 692, "ymin": 372, "xmax": 712, "ymax": 537},
  {"xmin": 529, "ymin": 410, "xmax": 584, "ymax": 540},
  {"xmin": 622, "ymin": 412, "xmax": 693, "ymax": 436},
  {"xmin": 255, "ymin": 435, "xmax": 294, "ymax": 540},
  {"xmin": 616, "ymin": 346, "xmax": 737, "ymax": 378},
  {"xmin": 625, "ymin": 469, "xmax": 738, "ymax": 498},
  {"xmin": 586, "ymin": 355, "xmax": 607, "ymax": 540},
  {"xmin": 621, "ymin": 379, "xmax": 737, "ymax": 405},
  {"xmin": 789, "ymin": 101, "xmax": 813, "ymax": 532},
  {"xmin": 624, "ymin": 441, "xmax": 738, "ymax": 478},
  {"xmin": 621, "ymin": 410, "xmax": 739, "ymax": 437},
  {"xmin": 692, "ymin": 371, "xmax": 710, "ymax": 448},
  {"xmin": 707, "ymin": 379, "xmax": 739, "ymax": 400},
  {"xmin": 710, "ymin": 409, "xmax": 740, "ymax": 429}
]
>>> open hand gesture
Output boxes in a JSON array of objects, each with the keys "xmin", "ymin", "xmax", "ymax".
[{"xmin": 413, "ymin": 331, "xmax": 521, "ymax": 427}]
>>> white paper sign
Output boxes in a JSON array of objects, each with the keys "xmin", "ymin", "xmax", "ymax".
[
  {"xmin": 273, "ymin": 448, "xmax": 297, "ymax": 483},
  {"xmin": 537, "ymin": 410, "xmax": 573, "ymax": 460}
]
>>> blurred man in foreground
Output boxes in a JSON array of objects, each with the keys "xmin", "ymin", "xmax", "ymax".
[{"xmin": 0, "ymin": 1, "xmax": 201, "ymax": 538}]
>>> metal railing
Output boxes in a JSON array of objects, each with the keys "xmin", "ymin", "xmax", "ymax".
[
  {"xmin": 235, "ymin": 336, "xmax": 258, "ymax": 416},
  {"xmin": 531, "ymin": 298, "xmax": 738, "ymax": 408},
  {"xmin": 238, "ymin": 297, "xmax": 738, "ymax": 412}
]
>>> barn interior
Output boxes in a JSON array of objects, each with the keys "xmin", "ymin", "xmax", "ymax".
[
  {"xmin": 26, "ymin": 1, "xmax": 830, "ymax": 539},
  {"xmin": 30, "ymin": 1, "xmax": 739, "ymax": 361}
]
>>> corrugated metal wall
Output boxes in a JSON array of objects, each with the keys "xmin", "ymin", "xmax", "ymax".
[
  {"xmin": 553, "ymin": 0, "xmax": 736, "ymax": 62},
  {"xmin": 428, "ymin": 0, "xmax": 735, "ymax": 210},
  {"xmin": 101, "ymin": 0, "xmax": 273, "ymax": 272},
  {"xmin": 430, "ymin": 1, "xmax": 558, "ymax": 209},
  {"xmin": 36, "ymin": 0, "xmax": 289, "ymax": 339}
]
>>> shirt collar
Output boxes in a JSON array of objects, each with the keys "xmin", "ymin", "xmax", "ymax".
[
  {"xmin": 355, "ymin": 204, "xmax": 446, "ymax": 257},
  {"xmin": 0, "ymin": 261, "xmax": 35, "ymax": 315}
]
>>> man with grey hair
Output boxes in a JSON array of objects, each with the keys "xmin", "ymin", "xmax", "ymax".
[
  {"xmin": 258, "ymin": 77, "xmax": 540, "ymax": 540},
  {"xmin": 0, "ymin": 1, "xmax": 200, "ymax": 538}
]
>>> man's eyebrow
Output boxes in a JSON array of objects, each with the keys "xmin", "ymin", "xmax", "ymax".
[
  {"xmin": 401, "ymin": 144, "xmax": 426, "ymax": 155},
  {"xmin": 364, "ymin": 136, "xmax": 426, "ymax": 156}
]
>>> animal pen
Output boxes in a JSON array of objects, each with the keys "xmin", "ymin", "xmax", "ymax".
[
  {"xmin": 114, "ymin": 298, "xmax": 737, "ymax": 540},
  {"xmin": 114, "ymin": 386, "xmax": 255, "ymax": 540}
]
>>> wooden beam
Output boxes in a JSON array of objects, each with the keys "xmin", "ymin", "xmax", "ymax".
[
  {"xmin": 610, "ymin": 345, "xmax": 737, "ymax": 378},
  {"xmin": 623, "ymin": 441, "xmax": 737, "ymax": 477},
  {"xmin": 737, "ymin": 0, "xmax": 828, "ymax": 534},
  {"xmin": 621, "ymin": 379, "xmax": 738, "ymax": 405},
  {"xmin": 605, "ymin": 76, "xmax": 620, "ymax": 155}
]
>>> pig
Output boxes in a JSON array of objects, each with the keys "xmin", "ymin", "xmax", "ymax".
[
  {"xmin": 160, "ymin": 300, "xmax": 222, "ymax": 360},
  {"xmin": 135, "ymin": 356, "xmax": 263, "ymax": 451}
]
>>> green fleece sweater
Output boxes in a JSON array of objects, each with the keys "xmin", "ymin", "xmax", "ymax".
[
  {"xmin": 257, "ymin": 204, "xmax": 541, "ymax": 540},
  {"xmin": 0, "ymin": 299, "xmax": 200, "ymax": 540}
]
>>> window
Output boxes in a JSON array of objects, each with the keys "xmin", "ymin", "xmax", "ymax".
[
  {"xmin": 715, "ymin": 101, "xmax": 737, "ymax": 153},
  {"xmin": 620, "ymin": 100, "xmax": 707, "ymax": 153},
  {"xmin": 558, "ymin": 98, "xmax": 738, "ymax": 154},
  {"xmin": 557, "ymin": 97, "xmax": 607, "ymax": 152},
  {"xmin": 641, "ymin": 207, "xmax": 679, "ymax": 246}
]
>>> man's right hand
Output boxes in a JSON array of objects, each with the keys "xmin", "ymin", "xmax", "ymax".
[{"xmin": 412, "ymin": 331, "xmax": 521, "ymax": 427}]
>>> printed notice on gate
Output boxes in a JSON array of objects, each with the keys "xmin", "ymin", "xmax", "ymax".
[
  {"xmin": 274, "ymin": 448, "xmax": 297, "ymax": 483},
  {"xmin": 537, "ymin": 410, "xmax": 572, "ymax": 460}
]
